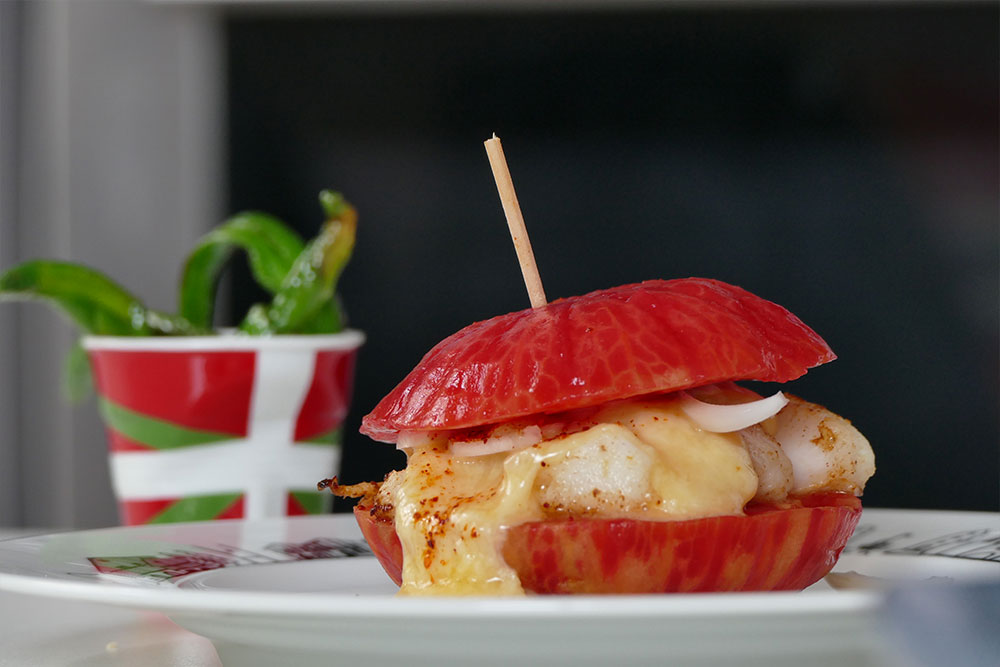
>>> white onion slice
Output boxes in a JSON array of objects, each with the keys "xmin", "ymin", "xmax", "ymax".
[
  {"xmin": 396, "ymin": 431, "xmax": 435, "ymax": 451},
  {"xmin": 450, "ymin": 425, "xmax": 543, "ymax": 458},
  {"xmin": 539, "ymin": 422, "xmax": 566, "ymax": 440},
  {"xmin": 679, "ymin": 391, "xmax": 788, "ymax": 433}
]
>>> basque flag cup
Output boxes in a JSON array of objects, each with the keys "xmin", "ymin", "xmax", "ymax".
[{"xmin": 82, "ymin": 331, "xmax": 364, "ymax": 525}]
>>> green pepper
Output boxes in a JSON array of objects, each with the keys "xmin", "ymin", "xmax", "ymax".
[
  {"xmin": 62, "ymin": 341, "xmax": 93, "ymax": 403},
  {"xmin": 179, "ymin": 212, "xmax": 305, "ymax": 329},
  {"xmin": 0, "ymin": 190, "xmax": 357, "ymax": 401},
  {"xmin": 0, "ymin": 260, "xmax": 197, "ymax": 336},
  {"xmin": 239, "ymin": 191, "xmax": 356, "ymax": 335}
]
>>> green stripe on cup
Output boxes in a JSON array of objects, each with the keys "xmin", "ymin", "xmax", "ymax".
[
  {"xmin": 99, "ymin": 398, "xmax": 236, "ymax": 450},
  {"xmin": 297, "ymin": 427, "xmax": 342, "ymax": 446},
  {"xmin": 290, "ymin": 490, "xmax": 331, "ymax": 515},
  {"xmin": 148, "ymin": 492, "xmax": 243, "ymax": 524}
]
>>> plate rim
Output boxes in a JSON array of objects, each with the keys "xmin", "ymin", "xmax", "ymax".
[{"xmin": 0, "ymin": 508, "xmax": 996, "ymax": 619}]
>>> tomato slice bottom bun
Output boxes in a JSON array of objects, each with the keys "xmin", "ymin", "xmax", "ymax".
[{"xmin": 355, "ymin": 493, "xmax": 861, "ymax": 594}]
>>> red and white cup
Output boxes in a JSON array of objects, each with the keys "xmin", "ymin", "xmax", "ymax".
[{"xmin": 83, "ymin": 331, "xmax": 364, "ymax": 525}]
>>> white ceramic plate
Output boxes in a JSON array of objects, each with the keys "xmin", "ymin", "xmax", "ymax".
[{"xmin": 0, "ymin": 510, "xmax": 997, "ymax": 667}]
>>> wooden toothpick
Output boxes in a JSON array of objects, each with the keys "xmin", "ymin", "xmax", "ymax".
[{"xmin": 484, "ymin": 134, "xmax": 547, "ymax": 308}]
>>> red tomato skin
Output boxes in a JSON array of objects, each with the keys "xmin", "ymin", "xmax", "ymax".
[
  {"xmin": 361, "ymin": 279, "xmax": 835, "ymax": 443},
  {"xmin": 355, "ymin": 505, "xmax": 404, "ymax": 587},
  {"xmin": 353, "ymin": 494, "xmax": 862, "ymax": 594}
]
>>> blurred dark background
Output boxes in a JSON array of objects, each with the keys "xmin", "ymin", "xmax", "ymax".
[{"xmin": 224, "ymin": 4, "xmax": 998, "ymax": 512}]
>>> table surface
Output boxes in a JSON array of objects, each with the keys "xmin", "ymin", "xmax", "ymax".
[{"xmin": 0, "ymin": 528, "xmax": 220, "ymax": 667}]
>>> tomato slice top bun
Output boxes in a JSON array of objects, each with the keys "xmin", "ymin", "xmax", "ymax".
[{"xmin": 361, "ymin": 278, "xmax": 835, "ymax": 442}]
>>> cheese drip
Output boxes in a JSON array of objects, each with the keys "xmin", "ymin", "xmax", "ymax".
[{"xmin": 391, "ymin": 398, "xmax": 758, "ymax": 595}]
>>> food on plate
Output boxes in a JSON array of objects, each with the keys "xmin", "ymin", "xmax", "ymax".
[{"xmin": 325, "ymin": 278, "xmax": 874, "ymax": 595}]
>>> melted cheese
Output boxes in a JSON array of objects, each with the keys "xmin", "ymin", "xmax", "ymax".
[{"xmin": 390, "ymin": 397, "xmax": 758, "ymax": 595}]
